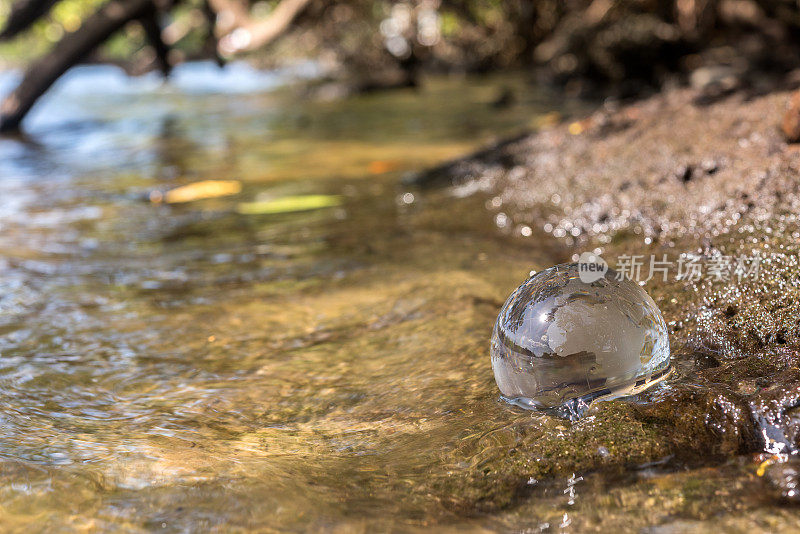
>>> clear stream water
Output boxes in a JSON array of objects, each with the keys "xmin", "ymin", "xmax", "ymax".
[
  {"xmin": 0, "ymin": 62, "xmax": 770, "ymax": 531},
  {"xmin": 0, "ymin": 62, "xmax": 586, "ymax": 531}
]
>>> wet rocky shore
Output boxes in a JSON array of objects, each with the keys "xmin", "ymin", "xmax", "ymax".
[{"xmin": 412, "ymin": 83, "xmax": 800, "ymax": 524}]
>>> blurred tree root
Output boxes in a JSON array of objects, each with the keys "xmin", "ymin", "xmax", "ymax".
[
  {"xmin": 0, "ymin": 0, "xmax": 166, "ymax": 132},
  {"xmin": 5, "ymin": 0, "xmax": 800, "ymax": 131},
  {"xmin": 0, "ymin": 0, "xmax": 312, "ymax": 132},
  {"xmin": 209, "ymin": 0, "xmax": 312, "ymax": 55}
]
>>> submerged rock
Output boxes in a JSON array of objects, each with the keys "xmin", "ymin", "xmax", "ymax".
[
  {"xmin": 782, "ymin": 90, "xmax": 800, "ymax": 143},
  {"xmin": 765, "ymin": 460, "xmax": 800, "ymax": 503}
]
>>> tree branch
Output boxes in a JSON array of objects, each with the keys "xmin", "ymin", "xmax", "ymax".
[
  {"xmin": 201, "ymin": 0, "xmax": 225, "ymax": 66},
  {"xmin": 212, "ymin": 0, "xmax": 312, "ymax": 55},
  {"xmin": 0, "ymin": 0, "xmax": 160, "ymax": 132},
  {"xmin": 139, "ymin": 5, "xmax": 172, "ymax": 76}
]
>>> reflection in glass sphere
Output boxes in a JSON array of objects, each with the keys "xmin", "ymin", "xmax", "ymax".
[{"xmin": 490, "ymin": 263, "xmax": 671, "ymax": 416}]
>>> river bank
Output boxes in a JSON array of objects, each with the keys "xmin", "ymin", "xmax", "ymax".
[{"xmin": 409, "ymin": 80, "xmax": 800, "ymax": 527}]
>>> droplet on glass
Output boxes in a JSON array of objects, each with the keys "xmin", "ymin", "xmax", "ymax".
[{"xmin": 490, "ymin": 263, "xmax": 671, "ymax": 418}]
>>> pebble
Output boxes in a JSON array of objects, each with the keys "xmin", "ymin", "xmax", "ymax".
[
  {"xmin": 782, "ymin": 90, "xmax": 800, "ymax": 143},
  {"xmin": 765, "ymin": 460, "xmax": 800, "ymax": 503}
]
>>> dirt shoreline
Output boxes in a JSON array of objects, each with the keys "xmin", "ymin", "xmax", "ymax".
[{"xmin": 415, "ymin": 83, "xmax": 800, "ymax": 519}]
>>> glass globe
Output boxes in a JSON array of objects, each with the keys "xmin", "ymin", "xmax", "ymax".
[{"xmin": 490, "ymin": 263, "xmax": 671, "ymax": 414}]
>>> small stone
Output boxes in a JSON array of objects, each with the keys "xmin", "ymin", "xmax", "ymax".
[
  {"xmin": 701, "ymin": 158, "xmax": 720, "ymax": 175},
  {"xmin": 782, "ymin": 90, "xmax": 800, "ymax": 143},
  {"xmin": 675, "ymin": 164, "xmax": 694, "ymax": 182},
  {"xmin": 765, "ymin": 460, "xmax": 800, "ymax": 503}
]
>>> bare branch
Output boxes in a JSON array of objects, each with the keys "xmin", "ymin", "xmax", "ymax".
[
  {"xmin": 201, "ymin": 0, "xmax": 225, "ymax": 66},
  {"xmin": 0, "ymin": 0, "xmax": 159, "ymax": 132},
  {"xmin": 139, "ymin": 5, "xmax": 172, "ymax": 76},
  {"xmin": 211, "ymin": 0, "xmax": 312, "ymax": 55}
]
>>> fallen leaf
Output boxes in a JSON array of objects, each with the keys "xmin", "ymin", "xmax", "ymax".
[
  {"xmin": 237, "ymin": 195, "xmax": 342, "ymax": 215},
  {"xmin": 368, "ymin": 160, "xmax": 401, "ymax": 174},
  {"xmin": 535, "ymin": 111, "xmax": 561, "ymax": 128},
  {"xmin": 155, "ymin": 180, "xmax": 242, "ymax": 204},
  {"xmin": 568, "ymin": 121, "xmax": 584, "ymax": 135}
]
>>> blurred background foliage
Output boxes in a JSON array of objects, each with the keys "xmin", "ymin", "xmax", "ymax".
[
  {"xmin": 0, "ymin": 0, "xmax": 214, "ymax": 66},
  {"xmin": 1, "ymin": 0, "xmax": 102, "ymax": 61},
  {"xmin": 2, "ymin": 0, "xmax": 800, "ymax": 93}
]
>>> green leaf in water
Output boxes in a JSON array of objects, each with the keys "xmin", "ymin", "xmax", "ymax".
[{"xmin": 237, "ymin": 195, "xmax": 342, "ymax": 215}]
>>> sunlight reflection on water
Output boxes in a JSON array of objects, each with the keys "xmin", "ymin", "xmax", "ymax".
[{"xmin": 0, "ymin": 63, "xmax": 574, "ymax": 530}]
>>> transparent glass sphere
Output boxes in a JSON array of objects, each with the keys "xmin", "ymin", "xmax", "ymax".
[{"xmin": 490, "ymin": 263, "xmax": 671, "ymax": 413}]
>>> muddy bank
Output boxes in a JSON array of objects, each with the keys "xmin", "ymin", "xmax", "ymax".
[{"xmin": 411, "ymin": 85, "xmax": 800, "ymax": 516}]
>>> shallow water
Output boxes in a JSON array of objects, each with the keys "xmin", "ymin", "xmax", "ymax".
[
  {"xmin": 9, "ymin": 61, "xmax": 800, "ymax": 534},
  {"xmin": 0, "ymin": 62, "xmax": 602, "ymax": 530}
]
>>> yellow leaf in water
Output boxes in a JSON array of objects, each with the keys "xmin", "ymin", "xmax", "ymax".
[
  {"xmin": 237, "ymin": 195, "xmax": 342, "ymax": 215},
  {"xmin": 155, "ymin": 180, "xmax": 242, "ymax": 204},
  {"xmin": 368, "ymin": 160, "xmax": 401, "ymax": 174},
  {"xmin": 534, "ymin": 111, "xmax": 561, "ymax": 128},
  {"xmin": 568, "ymin": 121, "xmax": 584, "ymax": 135},
  {"xmin": 756, "ymin": 457, "xmax": 778, "ymax": 477}
]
